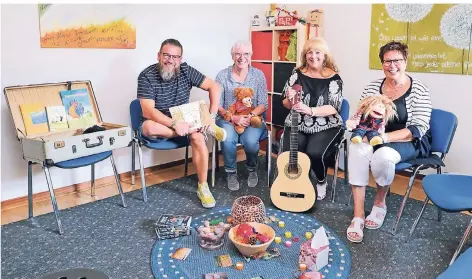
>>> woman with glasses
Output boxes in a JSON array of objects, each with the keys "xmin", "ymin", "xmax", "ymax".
[
  {"xmin": 215, "ymin": 40, "xmax": 268, "ymax": 191},
  {"xmin": 346, "ymin": 41, "xmax": 432, "ymax": 243},
  {"xmin": 280, "ymin": 38, "xmax": 344, "ymax": 201}
]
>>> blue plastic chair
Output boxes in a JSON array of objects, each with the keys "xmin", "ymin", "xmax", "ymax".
[
  {"xmin": 390, "ymin": 109, "xmax": 458, "ymax": 235},
  {"xmin": 437, "ymin": 246, "xmax": 472, "ymax": 279},
  {"xmin": 408, "ymin": 174, "xmax": 472, "ymax": 267},
  {"xmin": 29, "ymin": 151, "xmax": 127, "ymax": 235},
  {"xmin": 212, "ymin": 126, "xmax": 271, "ymax": 188},
  {"xmin": 129, "ymin": 99, "xmax": 190, "ymax": 202},
  {"xmin": 330, "ymin": 99, "xmax": 350, "ymax": 203}
]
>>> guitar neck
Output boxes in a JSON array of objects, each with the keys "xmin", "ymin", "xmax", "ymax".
[{"xmin": 289, "ymin": 110, "xmax": 299, "ymax": 168}]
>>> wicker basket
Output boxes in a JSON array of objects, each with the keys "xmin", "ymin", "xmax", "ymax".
[{"xmin": 231, "ymin": 195, "xmax": 266, "ymax": 225}]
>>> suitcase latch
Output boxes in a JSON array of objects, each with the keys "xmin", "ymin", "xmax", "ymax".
[
  {"xmin": 118, "ymin": 130, "xmax": 126, "ymax": 136},
  {"xmin": 54, "ymin": 141, "xmax": 65, "ymax": 149}
]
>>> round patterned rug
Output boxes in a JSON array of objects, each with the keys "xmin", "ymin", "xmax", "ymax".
[{"xmin": 151, "ymin": 207, "xmax": 351, "ymax": 279}]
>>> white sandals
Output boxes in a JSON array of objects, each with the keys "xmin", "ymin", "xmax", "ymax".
[
  {"xmin": 347, "ymin": 217, "xmax": 364, "ymax": 243},
  {"xmin": 365, "ymin": 205, "xmax": 387, "ymax": 230}
]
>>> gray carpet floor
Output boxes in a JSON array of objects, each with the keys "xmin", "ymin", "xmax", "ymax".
[{"xmin": 2, "ymin": 157, "xmax": 471, "ymax": 279}]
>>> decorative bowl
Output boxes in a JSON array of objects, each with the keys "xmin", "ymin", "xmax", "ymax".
[
  {"xmin": 228, "ymin": 222, "xmax": 275, "ymax": 257},
  {"xmin": 231, "ymin": 195, "xmax": 266, "ymax": 226}
]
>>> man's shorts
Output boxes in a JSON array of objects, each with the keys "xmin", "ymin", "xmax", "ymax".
[{"xmin": 137, "ymin": 121, "xmax": 189, "ymax": 145}]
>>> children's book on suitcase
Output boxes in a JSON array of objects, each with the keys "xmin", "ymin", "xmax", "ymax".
[{"xmin": 4, "ymin": 80, "xmax": 132, "ymax": 165}]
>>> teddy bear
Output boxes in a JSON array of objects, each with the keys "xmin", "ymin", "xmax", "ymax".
[
  {"xmin": 224, "ymin": 87, "xmax": 262, "ymax": 135},
  {"xmin": 346, "ymin": 95, "xmax": 397, "ymax": 146}
]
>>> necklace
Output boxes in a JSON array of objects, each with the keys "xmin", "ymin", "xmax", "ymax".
[{"xmin": 383, "ymin": 79, "xmax": 406, "ymax": 99}]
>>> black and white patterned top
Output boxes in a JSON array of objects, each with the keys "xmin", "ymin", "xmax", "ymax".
[
  {"xmin": 215, "ymin": 66, "xmax": 268, "ymax": 119},
  {"xmin": 137, "ymin": 62, "xmax": 205, "ymax": 122},
  {"xmin": 281, "ymin": 68, "xmax": 344, "ymax": 134}
]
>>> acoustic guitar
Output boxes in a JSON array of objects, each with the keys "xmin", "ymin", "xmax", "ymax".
[{"xmin": 270, "ymin": 84, "xmax": 316, "ymax": 212}]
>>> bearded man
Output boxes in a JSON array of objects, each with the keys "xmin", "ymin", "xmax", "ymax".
[{"xmin": 137, "ymin": 38, "xmax": 225, "ymax": 209}]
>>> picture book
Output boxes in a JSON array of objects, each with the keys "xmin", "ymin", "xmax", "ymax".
[
  {"xmin": 169, "ymin": 100, "xmax": 210, "ymax": 131},
  {"xmin": 59, "ymin": 88, "xmax": 97, "ymax": 129},
  {"xmin": 46, "ymin": 105, "xmax": 69, "ymax": 132},
  {"xmin": 19, "ymin": 103, "xmax": 49, "ymax": 136},
  {"xmin": 170, "ymin": 247, "xmax": 192, "ymax": 260},
  {"xmin": 155, "ymin": 214, "xmax": 192, "ymax": 229}
]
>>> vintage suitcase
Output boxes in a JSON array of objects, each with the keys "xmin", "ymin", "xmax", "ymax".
[{"xmin": 4, "ymin": 80, "xmax": 132, "ymax": 165}]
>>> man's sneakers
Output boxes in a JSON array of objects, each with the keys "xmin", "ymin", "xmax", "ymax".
[
  {"xmin": 206, "ymin": 124, "xmax": 227, "ymax": 142},
  {"xmin": 227, "ymin": 172, "xmax": 240, "ymax": 191},
  {"xmin": 247, "ymin": 170, "xmax": 258, "ymax": 187},
  {"xmin": 197, "ymin": 182, "xmax": 216, "ymax": 208}
]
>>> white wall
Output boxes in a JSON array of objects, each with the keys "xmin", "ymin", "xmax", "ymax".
[
  {"xmin": 0, "ymin": 4, "xmax": 266, "ymax": 201},
  {"xmin": 2, "ymin": 4, "xmax": 471, "ymax": 201}
]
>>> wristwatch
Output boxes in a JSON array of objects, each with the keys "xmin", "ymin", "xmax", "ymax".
[{"xmin": 210, "ymin": 112, "xmax": 217, "ymax": 119}]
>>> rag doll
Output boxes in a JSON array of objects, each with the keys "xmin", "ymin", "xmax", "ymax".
[
  {"xmin": 224, "ymin": 87, "xmax": 262, "ymax": 135},
  {"xmin": 346, "ymin": 95, "xmax": 397, "ymax": 146}
]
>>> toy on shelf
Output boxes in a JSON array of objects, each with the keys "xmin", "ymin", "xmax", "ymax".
[
  {"xmin": 346, "ymin": 95, "xmax": 397, "ymax": 147},
  {"xmin": 278, "ymin": 30, "xmax": 292, "ymax": 61},
  {"xmin": 306, "ymin": 9, "xmax": 324, "ymax": 39}
]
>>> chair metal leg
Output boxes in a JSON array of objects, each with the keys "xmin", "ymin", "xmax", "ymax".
[
  {"xmin": 344, "ymin": 138, "xmax": 349, "ymax": 182},
  {"xmin": 110, "ymin": 155, "xmax": 127, "ymax": 208},
  {"xmin": 267, "ymin": 133, "xmax": 272, "ymax": 188},
  {"xmin": 131, "ymin": 139, "xmax": 136, "ymax": 185},
  {"xmin": 437, "ymin": 167, "xmax": 442, "ymax": 222},
  {"xmin": 391, "ymin": 165, "xmax": 423, "ymax": 235},
  {"xmin": 331, "ymin": 146, "xmax": 341, "ymax": 203},
  {"xmin": 215, "ymin": 141, "xmax": 220, "ymax": 172},
  {"xmin": 407, "ymin": 197, "xmax": 429, "ymax": 243},
  {"xmin": 28, "ymin": 161, "xmax": 34, "ymax": 219},
  {"xmin": 43, "ymin": 166, "xmax": 64, "ymax": 235},
  {"xmin": 449, "ymin": 218, "xmax": 472, "ymax": 266},
  {"xmin": 91, "ymin": 163, "xmax": 95, "ymax": 197},
  {"xmin": 212, "ymin": 139, "xmax": 216, "ymax": 188},
  {"xmin": 136, "ymin": 143, "xmax": 148, "ymax": 202},
  {"xmin": 184, "ymin": 145, "xmax": 189, "ymax": 176}
]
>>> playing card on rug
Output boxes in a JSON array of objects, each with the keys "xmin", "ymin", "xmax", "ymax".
[
  {"xmin": 204, "ymin": 272, "xmax": 228, "ymax": 279},
  {"xmin": 215, "ymin": 254, "xmax": 233, "ymax": 267},
  {"xmin": 170, "ymin": 247, "xmax": 192, "ymax": 260}
]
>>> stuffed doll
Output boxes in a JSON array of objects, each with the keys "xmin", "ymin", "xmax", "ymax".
[
  {"xmin": 224, "ymin": 87, "xmax": 262, "ymax": 135},
  {"xmin": 346, "ymin": 95, "xmax": 397, "ymax": 146}
]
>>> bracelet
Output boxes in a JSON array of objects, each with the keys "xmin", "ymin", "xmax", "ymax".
[
  {"xmin": 210, "ymin": 112, "xmax": 217, "ymax": 119},
  {"xmin": 310, "ymin": 107, "xmax": 316, "ymax": 116},
  {"xmin": 170, "ymin": 119, "xmax": 177, "ymax": 130}
]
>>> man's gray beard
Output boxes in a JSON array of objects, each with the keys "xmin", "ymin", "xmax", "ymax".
[{"xmin": 159, "ymin": 64, "xmax": 179, "ymax": 81}]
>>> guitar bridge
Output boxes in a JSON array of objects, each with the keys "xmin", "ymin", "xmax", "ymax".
[{"xmin": 280, "ymin": 192, "xmax": 305, "ymax": 198}]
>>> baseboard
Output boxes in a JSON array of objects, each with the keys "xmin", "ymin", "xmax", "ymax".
[{"xmin": 1, "ymin": 153, "xmax": 207, "ymax": 210}]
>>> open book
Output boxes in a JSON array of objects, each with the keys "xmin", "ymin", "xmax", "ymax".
[{"xmin": 169, "ymin": 100, "xmax": 210, "ymax": 132}]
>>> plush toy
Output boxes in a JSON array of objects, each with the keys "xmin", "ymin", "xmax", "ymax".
[
  {"xmin": 346, "ymin": 95, "xmax": 397, "ymax": 146},
  {"xmin": 224, "ymin": 87, "xmax": 262, "ymax": 135}
]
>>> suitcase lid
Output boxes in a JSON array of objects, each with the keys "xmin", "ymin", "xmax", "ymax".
[{"xmin": 4, "ymin": 80, "xmax": 102, "ymax": 140}]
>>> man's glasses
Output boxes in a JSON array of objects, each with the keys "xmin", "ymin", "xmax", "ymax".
[
  {"xmin": 162, "ymin": 53, "xmax": 182, "ymax": 61},
  {"xmin": 234, "ymin": 52, "xmax": 251, "ymax": 58},
  {"xmin": 382, "ymin": 59, "xmax": 404, "ymax": 66}
]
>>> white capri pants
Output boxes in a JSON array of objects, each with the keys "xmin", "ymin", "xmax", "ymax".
[{"xmin": 348, "ymin": 142, "xmax": 401, "ymax": 187}]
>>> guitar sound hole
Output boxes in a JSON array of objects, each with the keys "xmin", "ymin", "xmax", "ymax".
[
  {"xmin": 288, "ymin": 166, "xmax": 298, "ymax": 175},
  {"xmin": 284, "ymin": 163, "xmax": 302, "ymax": 180}
]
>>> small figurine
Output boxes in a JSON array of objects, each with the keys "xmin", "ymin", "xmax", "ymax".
[{"xmin": 346, "ymin": 95, "xmax": 397, "ymax": 146}]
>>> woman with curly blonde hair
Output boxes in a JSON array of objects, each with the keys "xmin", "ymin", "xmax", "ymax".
[{"xmin": 281, "ymin": 38, "xmax": 344, "ymax": 200}]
